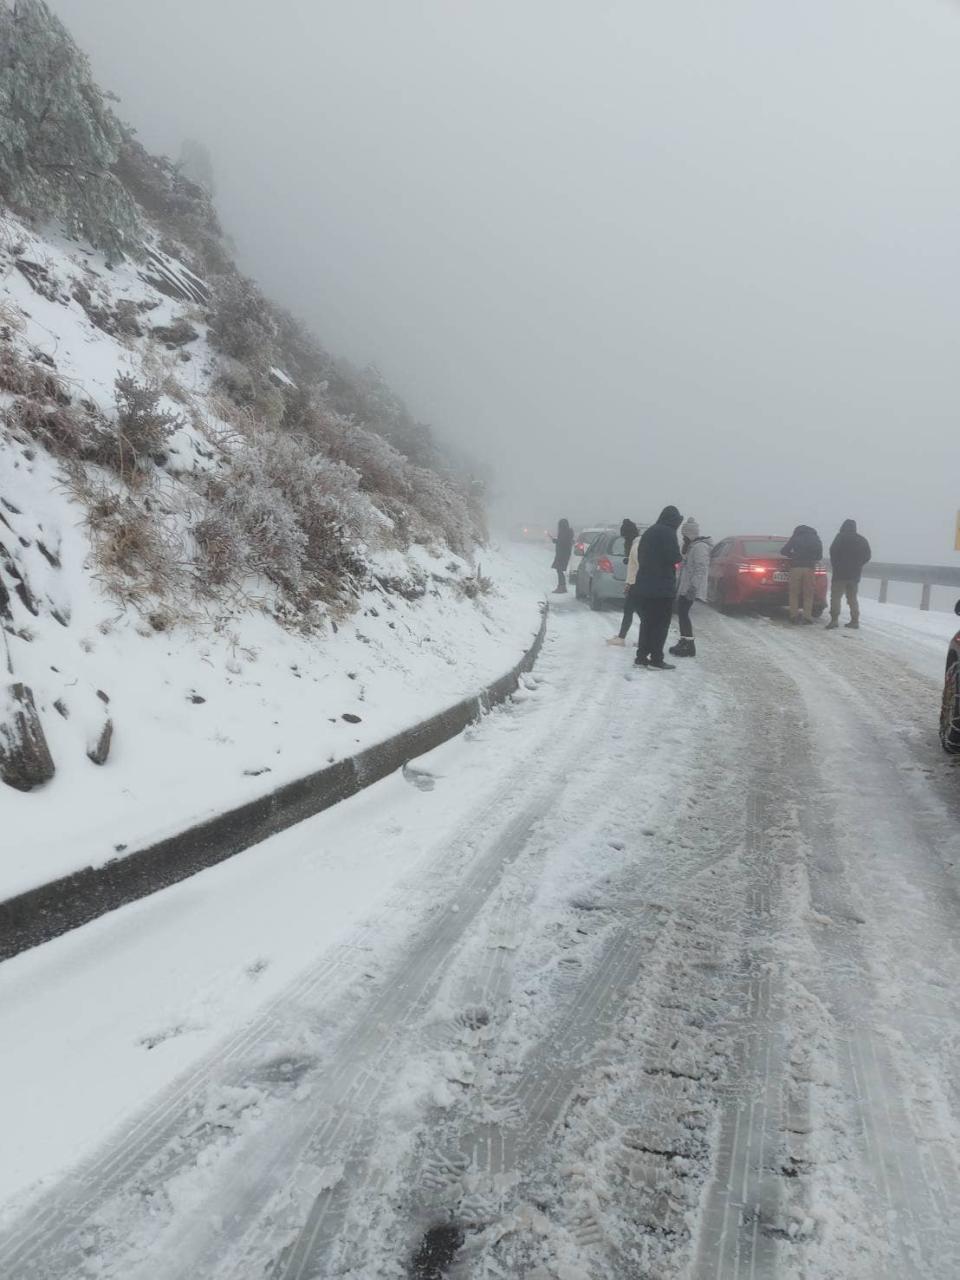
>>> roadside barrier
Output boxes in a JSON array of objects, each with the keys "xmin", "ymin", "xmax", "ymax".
[
  {"xmin": 0, "ymin": 604, "xmax": 548, "ymax": 963},
  {"xmin": 862, "ymin": 563, "xmax": 960, "ymax": 611}
]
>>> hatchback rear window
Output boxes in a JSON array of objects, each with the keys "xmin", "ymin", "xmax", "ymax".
[
  {"xmin": 740, "ymin": 539, "xmax": 786, "ymax": 557},
  {"xmin": 609, "ymin": 537, "xmax": 627, "ymax": 556}
]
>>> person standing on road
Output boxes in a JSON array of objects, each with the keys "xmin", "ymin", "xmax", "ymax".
[
  {"xmin": 634, "ymin": 505, "xmax": 684, "ymax": 669},
  {"xmin": 781, "ymin": 524, "xmax": 823, "ymax": 625},
  {"xmin": 826, "ymin": 519, "xmax": 871, "ymax": 630},
  {"xmin": 607, "ymin": 517, "xmax": 641, "ymax": 646},
  {"xmin": 670, "ymin": 517, "xmax": 712, "ymax": 658},
  {"xmin": 551, "ymin": 518, "xmax": 573, "ymax": 593}
]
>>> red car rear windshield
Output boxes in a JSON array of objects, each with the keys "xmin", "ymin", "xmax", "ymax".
[{"xmin": 740, "ymin": 539, "xmax": 786, "ymax": 557}]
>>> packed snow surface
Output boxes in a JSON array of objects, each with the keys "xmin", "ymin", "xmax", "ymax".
[{"xmin": 2, "ymin": 582, "xmax": 960, "ymax": 1278}]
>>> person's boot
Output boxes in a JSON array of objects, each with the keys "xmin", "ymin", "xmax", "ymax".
[
  {"xmin": 648, "ymin": 658, "xmax": 676, "ymax": 670},
  {"xmin": 800, "ymin": 615, "xmax": 814, "ymax": 626},
  {"xmin": 606, "ymin": 635, "xmax": 625, "ymax": 646},
  {"xmin": 825, "ymin": 619, "xmax": 839, "ymax": 630},
  {"xmin": 845, "ymin": 620, "xmax": 860, "ymax": 629},
  {"xmin": 633, "ymin": 654, "xmax": 649, "ymax": 667},
  {"xmin": 669, "ymin": 638, "xmax": 696, "ymax": 657}
]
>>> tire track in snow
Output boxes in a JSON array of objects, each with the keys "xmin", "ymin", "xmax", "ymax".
[
  {"xmin": 713, "ymin": 613, "xmax": 960, "ymax": 1278},
  {"xmin": 0, "ymin": 606, "xmax": 623, "ymax": 1280}
]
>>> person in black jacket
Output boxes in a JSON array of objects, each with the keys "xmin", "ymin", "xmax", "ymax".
[
  {"xmin": 633, "ymin": 505, "xmax": 683, "ymax": 669},
  {"xmin": 826, "ymin": 519, "xmax": 871, "ymax": 630},
  {"xmin": 781, "ymin": 524, "xmax": 823, "ymax": 624},
  {"xmin": 551, "ymin": 518, "xmax": 574, "ymax": 593}
]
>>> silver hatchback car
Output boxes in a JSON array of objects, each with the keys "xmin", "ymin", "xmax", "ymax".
[{"xmin": 575, "ymin": 531, "xmax": 630, "ymax": 610}]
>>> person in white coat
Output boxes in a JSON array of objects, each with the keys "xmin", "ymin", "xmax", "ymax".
[{"xmin": 669, "ymin": 517, "xmax": 711, "ymax": 658}]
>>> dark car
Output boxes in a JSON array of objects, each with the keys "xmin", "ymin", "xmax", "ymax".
[
  {"xmin": 707, "ymin": 535, "xmax": 827, "ymax": 615},
  {"xmin": 940, "ymin": 600, "xmax": 960, "ymax": 753}
]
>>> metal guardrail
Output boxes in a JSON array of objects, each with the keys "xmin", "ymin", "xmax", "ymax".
[{"xmin": 861, "ymin": 562, "xmax": 960, "ymax": 610}]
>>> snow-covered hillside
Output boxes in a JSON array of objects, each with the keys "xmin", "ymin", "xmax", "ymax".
[
  {"xmin": 0, "ymin": 213, "xmax": 544, "ymax": 896},
  {"xmin": 0, "ymin": 1, "xmax": 544, "ymax": 896}
]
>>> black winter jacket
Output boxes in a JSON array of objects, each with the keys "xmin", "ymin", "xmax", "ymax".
[
  {"xmin": 633, "ymin": 506, "xmax": 683, "ymax": 598},
  {"xmin": 830, "ymin": 520, "xmax": 871, "ymax": 582},
  {"xmin": 552, "ymin": 521, "xmax": 573, "ymax": 570},
  {"xmin": 781, "ymin": 525, "xmax": 823, "ymax": 569}
]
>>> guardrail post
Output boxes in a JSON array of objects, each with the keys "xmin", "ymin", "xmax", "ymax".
[
  {"xmin": 921, "ymin": 582, "xmax": 931, "ymax": 611},
  {"xmin": 878, "ymin": 579, "xmax": 888, "ymax": 604}
]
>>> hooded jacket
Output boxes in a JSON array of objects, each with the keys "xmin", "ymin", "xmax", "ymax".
[
  {"xmin": 633, "ymin": 505, "xmax": 683, "ymax": 598},
  {"xmin": 781, "ymin": 524, "xmax": 823, "ymax": 569},
  {"xmin": 678, "ymin": 518, "xmax": 712, "ymax": 600},
  {"xmin": 830, "ymin": 519, "xmax": 871, "ymax": 582}
]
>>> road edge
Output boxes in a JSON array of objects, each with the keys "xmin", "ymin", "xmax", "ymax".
[{"xmin": 0, "ymin": 603, "xmax": 549, "ymax": 964}]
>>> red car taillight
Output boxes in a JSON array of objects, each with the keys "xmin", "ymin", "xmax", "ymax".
[
  {"xmin": 737, "ymin": 561, "xmax": 772, "ymax": 574},
  {"xmin": 575, "ymin": 542, "xmax": 586, "ymax": 555},
  {"xmin": 815, "ymin": 566, "xmax": 827, "ymax": 576},
  {"xmin": 596, "ymin": 557, "xmax": 614, "ymax": 573}
]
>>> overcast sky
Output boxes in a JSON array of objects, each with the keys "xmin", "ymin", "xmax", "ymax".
[{"xmin": 50, "ymin": 0, "xmax": 960, "ymax": 557}]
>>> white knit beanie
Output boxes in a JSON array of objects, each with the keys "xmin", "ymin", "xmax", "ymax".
[{"xmin": 681, "ymin": 516, "xmax": 700, "ymax": 539}]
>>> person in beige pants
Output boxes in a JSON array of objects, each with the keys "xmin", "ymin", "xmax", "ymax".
[
  {"xmin": 789, "ymin": 566, "xmax": 816, "ymax": 622},
  {"xmin": 780, "ymin": 525, "xmax": 823, "ymax": 624}
]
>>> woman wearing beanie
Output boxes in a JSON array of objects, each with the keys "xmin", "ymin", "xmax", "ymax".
[{"xmin": 670, "ymin": 517, "xmax": 712, "ymax": 657}]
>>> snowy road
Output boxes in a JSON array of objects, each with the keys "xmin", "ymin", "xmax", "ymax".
[{"xmin": 3, "ymin": 595, "xmax": 960, "ymax": 1279}]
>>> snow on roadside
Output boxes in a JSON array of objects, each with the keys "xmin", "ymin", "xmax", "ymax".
[
  {"xmin": 857, "ymin": 596, "xmax": 957, "ymax": 681},
  {"xmin": 0, "ymin": 207, "xmax": 549, "ymax": 897},
  {"xmin": 0, "ymin": 601, "xmax": 583, "ymax": 1216},
  {"xmin": 2, "ymin": 532, "xmax": 545, "ymax": 899}
]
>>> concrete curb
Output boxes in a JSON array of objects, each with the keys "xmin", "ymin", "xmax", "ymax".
[{"xmin": 0, "ymin": 604, "xmax": 548, "ymax": 963}]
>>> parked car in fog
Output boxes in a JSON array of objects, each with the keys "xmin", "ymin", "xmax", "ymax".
[
  {"xmin": 575, "ymin": 530, "xmax": 630, "ymax": 610},
  {"xmin": 569, "ymin": 527, "xmax": 611, "ymax": 581},
  {"xmin": 707, "ymin": 535, "xmax": 827, "ymax": 615},
  {"xmin": 940, "ymin": 600, "xmax": 960, "ymax": 753}
]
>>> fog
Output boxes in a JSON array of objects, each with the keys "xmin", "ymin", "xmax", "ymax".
[{"xmin": 50, "ymin": 0, "xmax": 960, "ymax": 560}]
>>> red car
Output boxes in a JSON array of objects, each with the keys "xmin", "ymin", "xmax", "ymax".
[{"xmin": 707, "ymin": 535, "xmax": 828, "ymax": 615}]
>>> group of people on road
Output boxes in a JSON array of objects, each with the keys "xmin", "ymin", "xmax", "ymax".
[
  {"xmin": 774, "ymin": 520, "xmax": 872, "ymax": 627},
  {"xmin": 550, "ymin": 510, "xmax": 872, "ymax": 670}
]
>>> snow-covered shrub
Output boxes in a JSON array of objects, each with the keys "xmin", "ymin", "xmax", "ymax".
[
  {"xmin": 0, "ymin": 344, "xmax": 68, "ymax": 403},
  {"xmin": 207, "ymin": 272, "xmax": 279, "ymax": 372},
  {"xmin": 104, "ymin": 374, "xmax": 178, "ymax": 472},
  {"xmin": 194, "ymin": 431, "xmax": 375, "ymax": 603},
  {"xmin": 80, "ymin": 483, "xmax": 185, "ymax": 609},
  {"xmin": 194, "ymin": 477, "xmax": 306, "ymax": 592},
  {"xmin": 0, "ymin": 0, "xmax": 139, "ymax": 262}
]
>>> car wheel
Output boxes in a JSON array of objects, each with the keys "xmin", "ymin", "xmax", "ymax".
[
  {"xmin": 589, "ymin": 584, "xmax": 603, "ymax": 612},
  {"xmin": 940, "ymin": 660, "xmax": 960, "ymax": 754}
]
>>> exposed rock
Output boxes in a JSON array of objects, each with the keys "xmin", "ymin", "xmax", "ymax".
[
  {"xmin": 0, "ymin": 683, "xmax": 55, "ymax": 791},
  {"xmin": 36, "ymin": 539, "xmax": 61, "ymax": 569},
  {"xmin": 53, "ymin": 697, "xmax": 69, "ymax": 719},
  {"xmin": 342, "ymin": 713, "xmax": 362, "ymax": 724},
  {"xmin": 151, "ymin": 318, "xmax": 199, "ymax": 348},
  {"xmin": 87, "ymin": 717, "xmax": 113, "ymax": 766}
]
